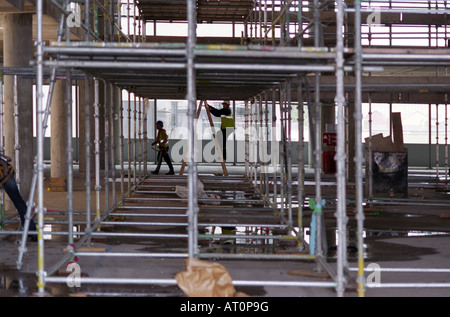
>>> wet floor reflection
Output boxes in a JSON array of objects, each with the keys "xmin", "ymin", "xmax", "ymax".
[
  {"xmin": 0, "ymin": 275, "xmax": 29, "ymax": 296},
  {"xmin": 203, "ymin": 225, "xmax": 450, "ymax": 259}
]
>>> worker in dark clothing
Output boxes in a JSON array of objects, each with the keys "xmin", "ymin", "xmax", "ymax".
[
  {"xmin": 0, "ymin": 154, "xmax": 37, "ymax": 240},
  {"xmin": 151, "ymin": 120, "xmax": 175, "ymax": 175},
  {"xmin": 207, "ymin": 100, "xmax": 235, "ymax": 161}
]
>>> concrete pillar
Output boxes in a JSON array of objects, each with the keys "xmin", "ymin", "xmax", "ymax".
[
  {"xmin": 50, "ymin": 80, "xmax": 69, "ymax": 182},
  {"xmin": 79, "ymin": 79, "xmax": 95, "ymax": 176},
  {"xmin": 3, "ymin": 13, "xmax": 34, "ymax": 199}
]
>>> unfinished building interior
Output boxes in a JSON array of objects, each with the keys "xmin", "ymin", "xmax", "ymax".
[{"xmin": 1, "ymin": 0, "xmax": 450, "ymax": 298}]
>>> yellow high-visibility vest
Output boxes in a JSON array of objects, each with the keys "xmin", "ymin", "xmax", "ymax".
[
  {"xmin": 157, "ymin": 129, "xmax": 169, "ymax": 149},
  {"xmin": 221, "ymin": 111, "xmax": 235, "ymax": 129}
]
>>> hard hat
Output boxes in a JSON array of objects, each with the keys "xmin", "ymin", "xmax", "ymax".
[{"xmin": 222, "ymin": 100, "xmax": 230, "ymax": 106}]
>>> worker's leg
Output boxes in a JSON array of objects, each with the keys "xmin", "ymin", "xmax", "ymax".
[
  {"xmin": 221, "ymin": 128, "xmax": 227, "ymax": 161},
  {"xmin": 163, "ymin": 147, "xmax": 174, "ymax": 174},
  {"xmin": 152, "ymin": 150, "xmax": 163, "ymax": 174},
  {"xmin": 2, "ymin": 174, "xmax": 36, "ymax": 231}
]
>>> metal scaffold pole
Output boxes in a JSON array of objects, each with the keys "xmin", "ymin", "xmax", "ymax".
[
  {"xmin": 335, "ymin": 0, "xmax": 348, "ymax": 297},
  {"xmin": 84, "ymin": 75, "xmax": 92, "ymax": 243},
  {"xmin": 354, "ymin": 0, "xmax": 366, "ymax": 298},
  {"xmin": 0, "ymin": 72, "xmax": 4, "ymax": 231},
  {"xmin": 127, "ymin": 91, "xmax": 132, "ymax": 190},
  {"xmin": 119, "ymin": 89, "xmax": 125, "ymax": 195},
  {"xmin": 94, "ymin": 79, "xmax": 101, "ymax": 224},
  {"xmin": 66, "ymin": 69, "xmax": 74, "ymax": 250},
  {"xmin": 186, "ymin": 0, "xmax": 199, "ymax": 258},
  {"xmin": 104, "ymin": 82, "xmax": 110, "ymax": 217},
  {"xmin": 35, "ymin": 0, "xmax": 46, "ymax": 295},
  {"xmin": 313, "ymin": 0, "xmax": 324, "ymax": 262},
  {"xmin": 297, "ymin": 76, "xmax": 305, "ymax": 246},
  {"xmin": 16, "ymin": 7, "xmax": 67, "ymax": 267}
]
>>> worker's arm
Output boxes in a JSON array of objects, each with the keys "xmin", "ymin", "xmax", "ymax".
[
  {"xmin": 152, "ymin": 131, "xmax": 160, "ymax": 146},
  {"xmin": 208, "ymin": 105, "xmax": 231, "ymax": 117},
  {"xmin": 0, "ymin": 154, "xmax": 10, "ymax": 172}
]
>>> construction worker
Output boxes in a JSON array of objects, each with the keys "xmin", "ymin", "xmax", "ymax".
[
  {"xmin": 151, "ymin": 121, "xmax": 175, "ymax": 175},
  {"xmin": 208, "ymin": 100, "xmax": 235, "ymax": 161},
  {"xmin": 0, "ymin": 154, "xmax": 37, "ymax": 240}
]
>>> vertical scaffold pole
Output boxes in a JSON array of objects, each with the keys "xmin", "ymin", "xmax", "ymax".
[
  {"xmin": 286, "ymin": 81, "xmax": 293, "ymax": 232},
  {"xmin": 297, "ymin": 77, "xmax": 305, "ymax": 245},
  {"xmin": 127, "ymin": 91, "xmax": 132, "ymax": 190},
  {"xmin": 143, "ymin": 98, "xmax": 148, "ymax": 177},
  {"xmin": 258, "ymin": 95, "xmax": 264, "ymax": 194},
  {"xmin": 119, "ymin": 89, "xmax": 125, "ymax": 195},
  {"xmin": 138, "ymin": 97, "xmax": 142, "ymax": 177},
  {"xmin": 436, "ymin": 104, "xmax": 440, "ymax": 187},
  {"xmin": 252, "ymin": 98, "xmax": 257, "ymax": 186},
  {"xmin": 110, "ymin": 84, "xmax": 117, "ymax": 208},
  {"xmin": 248, "ymin": 99, "xmax": 253, "ymax": 182},
  {"xmin": 66, "ymin": 70, "xmax": 74, "ymax": 250},
  {"xmin": 354, "ymin": 0, "xmax": 366, "ymax": 297},
  {"xmin": 0, "ymin": 72, "xmax": 4, "ymax": 230},
  {"xmin": 245, "ymin": 100, "xmax": 249, "ymax": 178},
  {"xmin": 313, "ymin": 0, "xmax": 323, "ymax": 259},
  {"xmin": 335, "ymin": 0, "xmax": 348, "ymax": 297},
  {"xmin": 18, "ymin": 9, "xmax": 66, "ymax": 268},
  {"xmin": 84, "ymin": 76, "xmax": 92, "ymax": 243},
  {"xmin": 264, "ymin": 92, "xmax": 270, "ymax": 200},
  {"xmin": 94, "ymin": 79, "xmax": 101, "ymax": 224},
  {"xmin": 368, "ymin": 93, "xmax": 373, "ymax": 200},
  {"xmin": 84, "ymin": 0, "xmax": 90, "ymax": 41},
  {"xmin": 35, "ymin": 0, "xmax": 46, "ymax": 295},
  {"xmin": 104, "ymin": 82, "xmax": 110, "ymax": 216},
  {"xmin": 187, "ymin": 0, "xmax": 199, "ymax": 258},
  {"xmin": 13, "ymin": 75, "xmax": 20, "ymax": 192},
  {"xmin": 279, "ymin": 86, "xmax": 285, "ymax": 221},
  {"xmin": 133, "ymin": 94, "xmax": 137, "ymax": 185},
  {"xmin": 445, "ymin": 94, "xmax": 448, "ymax": 190},
  {"xmin": 64, "ymin": 0, "xmax": 74, "ymax": 251},
  {"xmin": 271, "ymin": 89, "xmax": 278, "ymax": 208}
]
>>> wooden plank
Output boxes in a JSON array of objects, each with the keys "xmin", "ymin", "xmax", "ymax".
[
  {"xmin": 179, "ymin": 100, "xmax": 228, "ymax": 176},
  {"xmin": 392, "ymin": 112, "xmax": 405, "ymax": 152},
  {"xmin": 204, "ymin": 102, "xmax": 228, "ymax": 176}
]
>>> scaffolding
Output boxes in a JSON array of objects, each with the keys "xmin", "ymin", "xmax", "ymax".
[{"xmin": 0, "ymin": 0, "xmax": 450, "ymax": 297}]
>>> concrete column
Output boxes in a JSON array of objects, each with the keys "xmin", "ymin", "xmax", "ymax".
[
  {"xmin": 79, "ymin": 79, "xmax": 95, "ymax": 176},
  {"xmin": 50, "ymin": 80, "xmax": 69, "ymax": 182},
  {"xmin": 3, "ymin": 13, "xmax": 34, "ymax": 199}
]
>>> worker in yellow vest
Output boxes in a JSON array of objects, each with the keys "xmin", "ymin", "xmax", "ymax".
[
  {"xmin": 208, "ymin": 100, "xmax": 235, "ymax": 161},
  {"xmin": 151, "ymin": 121, "xmax": 175, "ymax": 175}
]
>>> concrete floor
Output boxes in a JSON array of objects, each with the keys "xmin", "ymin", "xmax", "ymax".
[{"xmin": 1, "ymin": 164, "xmax": 450, "ymax": 298}]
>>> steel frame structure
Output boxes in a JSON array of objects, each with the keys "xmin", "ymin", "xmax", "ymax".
[{"xmin": 0, "ymin": 0, "xmax": 449, "ymax": 297}]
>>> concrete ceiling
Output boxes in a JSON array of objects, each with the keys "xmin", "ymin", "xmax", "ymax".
[{"xmin": 137, "ymin": 0, "xmax": 255, "ymax": 23}]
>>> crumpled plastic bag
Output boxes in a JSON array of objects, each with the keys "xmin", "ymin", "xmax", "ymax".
[
  {"xmin": 176, "ymin": 181, "xmax": 207, "ymax": 199},
  {"xmin": 175, "ymin": 258, "xmax": 237, "ymax": 297},
  {"xmin": 175, "ymin": 181, "xmax": 220, "ymax": 205}
]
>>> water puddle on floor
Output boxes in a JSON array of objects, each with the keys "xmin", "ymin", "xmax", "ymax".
[
  {"xmin": 202, "ymin": 225, "xmax": 450, "ymax": 260},
  {"xmin": 0, "ymin": 273, "xmax": 33, "ymax": 296},
  {"xmin": 0, "ymin": 273, "xmax": 186, "ymax": 297}
]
